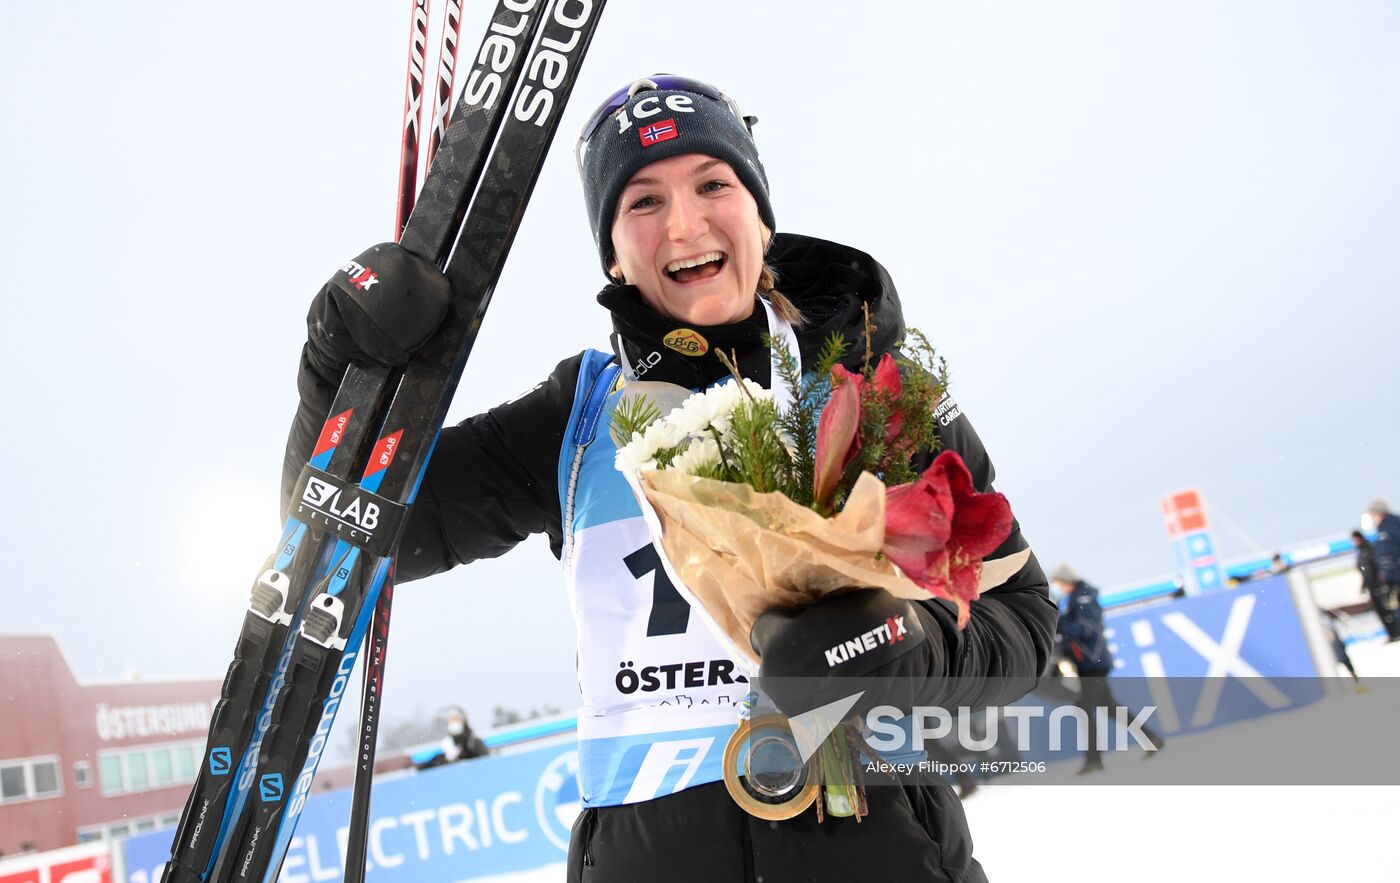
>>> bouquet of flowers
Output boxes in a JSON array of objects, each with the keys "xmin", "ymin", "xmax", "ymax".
[{"xmin": 612, "ymin": 328, "xmax": 1014, "ymax": 819}]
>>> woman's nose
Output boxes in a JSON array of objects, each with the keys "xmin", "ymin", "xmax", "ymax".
[{"xmin": 664, "ymin": 193, "xmax": 706, "ymax": 243}]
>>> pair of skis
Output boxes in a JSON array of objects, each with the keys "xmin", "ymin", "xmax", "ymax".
[
  {"xmin": 345, "ymin": 3, "xmax": 467, "ymax": 877},
  {"xmin": 161, "ymin": 2, "xmax": 606, "ymax": 881}
]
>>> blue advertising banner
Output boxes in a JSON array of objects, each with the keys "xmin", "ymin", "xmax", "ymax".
[
  {"xmin": 1098, "ymin": 575, "xmax": 1321, "ymax": 735},
  {"xmin": 121, "ymin": 743, "xmax": 581, "ymax": 883},
  {"xmin": 1104, "ymin": 575, "xmax": 1318, "ymax": 679},
  {"xmin": 995, "ymin": 577, "xmax": 1325, "ymax": 767}
]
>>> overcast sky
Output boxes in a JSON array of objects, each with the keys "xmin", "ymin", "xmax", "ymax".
[{"xmin": 2, "ymin": 1, "xmax": 1396, "ymax": 731}]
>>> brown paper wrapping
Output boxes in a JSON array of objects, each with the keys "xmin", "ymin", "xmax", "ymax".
[{"xmin": 636, "ymin": 469, "xmax": 935, "ymax": 669}]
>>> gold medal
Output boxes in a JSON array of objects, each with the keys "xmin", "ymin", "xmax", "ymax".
[{"xmin": 721, "ymin": 714, "xmax": 820, "ymax": 820}]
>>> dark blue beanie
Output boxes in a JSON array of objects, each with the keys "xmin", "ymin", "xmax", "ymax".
[{"xmin": 580, "ymin": 80, "xmax": 775, "ymax": 279}]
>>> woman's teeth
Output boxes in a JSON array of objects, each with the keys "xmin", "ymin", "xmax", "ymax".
[{"xmin": 665, "ymin": 251, "xmax": 725, "ymax": 282}]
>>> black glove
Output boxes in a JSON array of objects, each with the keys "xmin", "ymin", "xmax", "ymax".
[
  {"xmin": 305, "ymin": 242, "xmax": 451, "ymax": 377},
  {"xmin": 750, "ymin": 588, "xmax": 943, "ymax": 718}
]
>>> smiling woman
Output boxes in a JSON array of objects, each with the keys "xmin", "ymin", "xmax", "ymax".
[
  {"xmin": 281, "ymin": 74, "xmax": 1053, "ymax": 883},
  {"xmin": 608, "ymin": 153, "xmax": 766, "ymax": 326},
  {"xmin": 577, "ymin": 75, "xmax": 802, "ymax": 329}
]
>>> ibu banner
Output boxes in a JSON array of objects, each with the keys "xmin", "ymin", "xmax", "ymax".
[{"xmin": 120, "ymin": 743, "xmax": 580, "ymax": 883}]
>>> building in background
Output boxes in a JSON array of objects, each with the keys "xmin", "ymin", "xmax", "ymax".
[{"xmin": 0, "ymin": 635, "xmax": 220, "ymax": 856}]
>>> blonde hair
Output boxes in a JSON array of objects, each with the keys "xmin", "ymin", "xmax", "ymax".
[{"xmin": 759, "ymin": 225, "xmax": 804, "ymax": 327}]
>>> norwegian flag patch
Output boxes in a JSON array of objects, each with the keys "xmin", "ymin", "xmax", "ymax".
[{"xmin": 639, "ymin": 119, "xmax": 678, "ymax": 147}]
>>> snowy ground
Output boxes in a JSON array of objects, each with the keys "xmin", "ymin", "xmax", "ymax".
[
  {"xmin": 967, "ymin": 783, "xmax": 1397, "ymax": 882},
  {"xmin": 967, "ymin": 637, "xmax": 1400, "ymax": 883}
]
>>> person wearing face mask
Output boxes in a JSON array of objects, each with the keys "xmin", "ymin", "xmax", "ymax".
[
  {"xmin": 282, "ymin": 75, "xmax": 1056, "ymax": 882},
  {"xmin": 415, "ymin": 708, "xmax": 490, "ymax": 770},
  {"xmin": 442, "ymin": 708, "xmax": 490, "ymax": 763}
]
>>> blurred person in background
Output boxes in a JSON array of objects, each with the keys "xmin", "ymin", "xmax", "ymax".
[
  {"xmin": 1360, "ymin": 502, "xmax": 1400, "ymax": 642},
  {"xmin": 442, "ymin": 707, "xmax": 490, "ymax": 762},
  {"xmin": 1050, "ymin": 565, "xmax": 1165, "ymax": 774},
  {"xmin": 1351, "ymin": 529, "xmax": 1399, "ymax": 641},
  {"xmin": 414, "ymin": 707, "xmax": 489, "ymax": 770},
  {"xmin": 1320, "ymin": 609, "xmax": 1365, "ymax": 689}
]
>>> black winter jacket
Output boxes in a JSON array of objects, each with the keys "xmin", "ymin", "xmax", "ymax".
[
  {"xmin": 1355, "ymin": 538, "xmax": 1380, "ymax": 593},
  {"xmin": 283, "ymin": 233, "xmax": 1057, "ymax": 881},
  {"xmin": 1056, "ymin": 580, "xmax": 1113, "ymax": 676},
  {"xmin": 1374, "ymin": 513, "xmax": 1400, "ymax": 586}
]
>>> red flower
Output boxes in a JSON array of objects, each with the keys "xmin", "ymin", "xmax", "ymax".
[
  {"xmin": 870, "ymin": 353, "xmax": 906, "ymax": 447},
  {"xmin": 813, "ymin": 365, "xmax": 863, "ymax": 508},
  {"xmin": 882, "ymin": 469, "xmax": 954, "ymax": 584},
  {"xmin": 882, "ymin": 451, "xmax": 1013, "ymax": 626}
]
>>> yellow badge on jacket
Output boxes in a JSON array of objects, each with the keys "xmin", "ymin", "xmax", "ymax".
[{"xmin": 663, "ymin": 328, "xmax": 709, "ymax": 357}]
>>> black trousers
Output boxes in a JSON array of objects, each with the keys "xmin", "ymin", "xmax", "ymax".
[
  {"xmin": 1366, "ymin": 584, "xmax": 1400, "ymax": 640},
  {"xmin": 566, "ymin": 777, "xmax": 987, "ymax": 882},
  {"xmin": 1078, "ymin": 673, "xmax": 1162, "ymax": 765}
]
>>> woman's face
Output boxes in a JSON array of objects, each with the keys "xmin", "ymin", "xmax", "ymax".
[{"xmin": 609, "ymin": 152, "xmax": 764, "ymax": 326}]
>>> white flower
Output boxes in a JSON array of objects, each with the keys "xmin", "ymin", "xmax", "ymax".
[
  {"xmin": 668, "ymin": 391, "xmax": 718, "ymax": 435},
  {"xmin": 643, "ymin": 417, "xmax": 687, "ymax": 451},
  {"xmin": 740, "ymin": 378, "xmax": 774, "ymax": 403},
  {"xmin": 671, "ymin": 437, "xmax": 722, "ymax": 475},
  {"xmin": 615, "ymin": 436, "xmax": 658, "ymax": 472},
  {"xmin": 708, "ymin": 381, "xmax": 741, "ymax": 410},
  {"xmin": 613, "ymin": 378, "xmax": 778, "ymax": 477}
]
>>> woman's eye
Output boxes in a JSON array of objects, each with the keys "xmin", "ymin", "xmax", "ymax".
[
  {"xmin": 629, "ymin": 195, "xmax": 658, "ymax": 210},
  {"xmin": 701, "ymin": 179, "xmax": 731, "ymax": 194}
]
